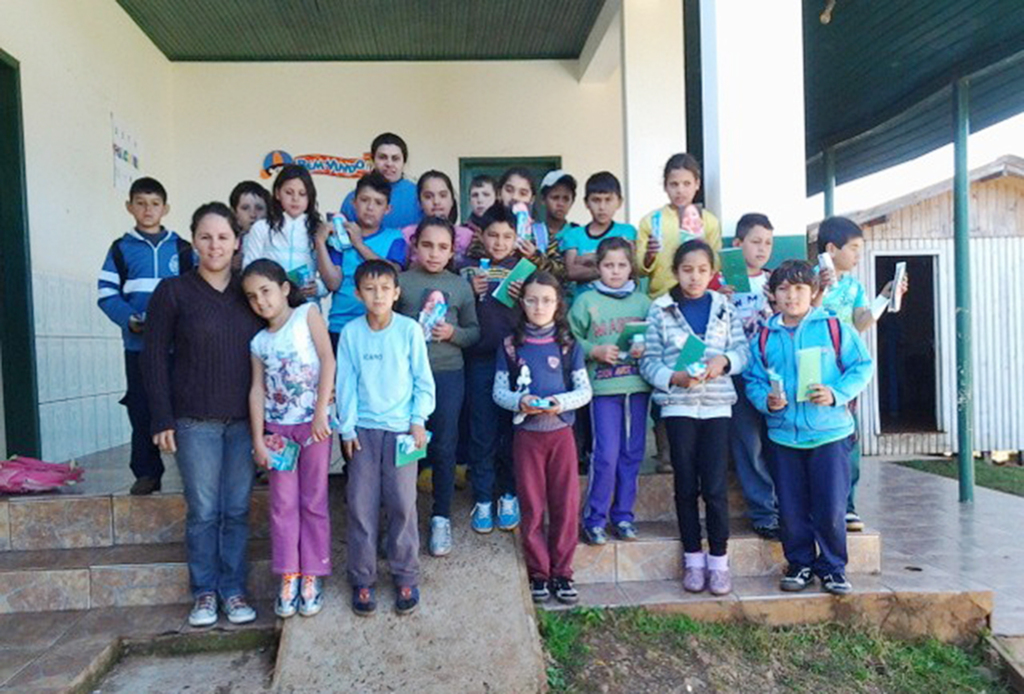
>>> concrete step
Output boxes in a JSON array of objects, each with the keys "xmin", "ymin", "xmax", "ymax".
[
  {"xmin": 0, "ymin": 539, "xmax": 274, "ymax": 614},
  {"xmin": 573, "ymin": 520, "xmax": 881, "ymax": 584},
  {"xmin": 539, "ymin": 575, "xmax": 993, "ymax": 645},
  {"xmin": 0, "ymin": 487, "xmax": 270, "ymax": 551},
  {"xmin": 606, "ymin": 471, "xmax": 750, "ymax": 523}
]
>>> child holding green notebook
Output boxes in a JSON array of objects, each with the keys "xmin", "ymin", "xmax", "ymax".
[
  {"xmin": 568, "ymin": 238, "xmax": 651, "ymax": 545},
  {"xmin": 743, "ymin": 260, "xmax": 872, "ymax": 595},
  {"xmin": 640, "ymin": 240, "xmax": 749, "ymax": 596}
]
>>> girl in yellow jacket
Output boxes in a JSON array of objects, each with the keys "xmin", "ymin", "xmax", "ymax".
[{"xmin": 636, "ymin": 153, "xmax": 722, "ymax": 299}]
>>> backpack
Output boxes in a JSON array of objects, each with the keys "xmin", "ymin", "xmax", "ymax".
[
  {"xmin": 501, "ymin": 334, "xmax": 575, "ymax": 392},
  {"xmin": 0, "ymin": 456, "xmax": 83, "ymax": 494},
  {"xmin": 109, "ymin": 235, "xmax": 194, "ymax": 290},
  {"xmin": 757, "ymin": 316, "xmax": 843, "ymax": 372}
]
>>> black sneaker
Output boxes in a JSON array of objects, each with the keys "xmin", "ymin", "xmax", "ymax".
[
  {"xmin": 780, "ymin": 565, "xmax": 813, "ymax": 592},
  {"xmin": 753, "ymin": 524, "xmax": 781, "ymax": 541},
  {"xmin": 351, "ymin": 585, "xmax": 376, "ymax": 617},
  {"xmin": 130, "ymin": 476, "xmax": 162, "ymax": 495},
  {"xmin": 395, "ymin": 585, "xmax": 420, "ymax": 615},
  {"xmin": 821, "ymin": 572, "xmax": 853, "ymax": 595},
  {"xmin": 530, "ymin": 578, "xmax": 551, "ymax": 603},
  {"xmin": 551, "ymin": 577, "xmax": 579, "ymax": 605}
]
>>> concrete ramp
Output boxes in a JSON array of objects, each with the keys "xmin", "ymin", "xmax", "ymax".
[{"xmin": 272, "ymin": 481, "xmax": 546, "ymax": 693}]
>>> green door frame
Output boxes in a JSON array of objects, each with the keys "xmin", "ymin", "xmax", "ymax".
[
  {"xmin": 457, "ymin": 155, "xmax": 561, "ymax": 224},
  {"xmin": 0, "ymin": 48, "xmax": 41, "ymax": 458}
]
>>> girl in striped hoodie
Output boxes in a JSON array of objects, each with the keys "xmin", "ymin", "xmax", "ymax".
[{"xmin": 640, "ymin": 239, "xmax": 749, "ymax": 596}]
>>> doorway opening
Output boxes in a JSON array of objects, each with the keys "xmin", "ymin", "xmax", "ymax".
[
  {"xmin": 0, "ymin": 48, "xmax": 40, "ymax": 458},
  {"xmin": 874, "ymin": 254, "xmax": 938, "ymax": 433}
]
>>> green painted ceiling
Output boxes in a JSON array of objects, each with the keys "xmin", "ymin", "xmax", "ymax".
[
  {"xmin": 803, "ymin": 0, "xmax": 1024, "ymax": 194},
  {"xmin": 117, "ymin": 0, "xmax": 1024, "ymax": 193},
  {"xmin": 115, "ymin": 0, "xmax": 605, "ymax": 61}
]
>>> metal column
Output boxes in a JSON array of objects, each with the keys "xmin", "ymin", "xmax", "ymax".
[
  {"xmin": 823, "ymin": 147, "xmax": 836, "ymax": 217},
  {"xmin": 953, "ymin": 78, "xmax": 974, "ymax": 502}
]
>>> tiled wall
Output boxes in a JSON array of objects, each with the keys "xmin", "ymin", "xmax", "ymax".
[{"xmin": 33, "ymin": 273, "xmax": 129, "ymax": 462}]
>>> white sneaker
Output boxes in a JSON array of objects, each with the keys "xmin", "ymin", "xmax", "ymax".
[
  {"xmin": 429, "ymin": 515, "xmax": 453, "ymax": 556},
  {"xmin": 222, "ymin": 594, "xmax": 257, "ymax": 624},
  {"xmin": 189, "ymin": 592, "xmax": 218, "ymax": 627}
]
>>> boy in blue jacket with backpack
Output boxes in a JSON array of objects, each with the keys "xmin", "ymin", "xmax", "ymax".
[
  {"xmin": 97, "ymin": 177, "xmax": 193, "ymax": 495},
  {"xmin": 744, "ymin": 260, "xmax": 872, "ymax": 595}
]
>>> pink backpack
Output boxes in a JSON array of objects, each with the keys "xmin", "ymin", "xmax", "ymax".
[{"xmin": 0, "ymin": 456, "xmax": 83, "ymax": 493}]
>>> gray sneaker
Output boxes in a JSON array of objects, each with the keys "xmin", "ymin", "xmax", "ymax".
[
  {"xmin": 429, "ymin": 516, "xmax": 453, "ymax": 557},
  {"xmin": 708, "ymin": 568, "xmax": 732, "ymax": 596},
  {"xmin": 222, "ymin": 594, "xmax": 257, "ymax": 624},
  {"xmin": 682, "ymin": 565, "xmax": 707, "ymax": 593},
  {"xmin": 189, "ymin": 592, "xmax": 218, "ymax": 627}
]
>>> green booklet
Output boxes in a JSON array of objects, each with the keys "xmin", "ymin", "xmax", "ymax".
[
  {"xmin": 719, "ymin": 248, "xmax": 751, "ymax": 293},
  {"xmin": 286, "ymin": 265, "xmax": 312, "ymax": 288},
  {"xmin": 797, "ymin": 347, "xmax": 823, "ymax": 402},
  {"xmin": 616, "ymin": 321, "xmax": 649, "ymax": 352},
  {"xmin": 492, "ymin": 258, "xmax": 537, "ymax": 308},
  {"xmin": 395, "ymin": 431, "xmax": 432, "ymax": 468},
  {"xmin": 673, "ymin": 335, "xmax": 706, "ymax": 371}
]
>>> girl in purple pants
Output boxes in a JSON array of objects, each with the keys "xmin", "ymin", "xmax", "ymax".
[{"xmin": 244, "ymin": 259, "xmax": 337, "ymax": 619}]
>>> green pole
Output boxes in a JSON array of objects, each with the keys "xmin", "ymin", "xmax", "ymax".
[
  {"xmin": 953, "ymin": 78, "xmax": 974, "ymax": 502},
  {"xmin": 824, "ymin": 147, "xmax": 836, "ymax": 217}
]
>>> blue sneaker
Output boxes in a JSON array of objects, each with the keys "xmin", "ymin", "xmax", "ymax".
[
  {"xmin": 471, "ymin": 502, "xmax": 494, "ymax": 534},
  {"xmin": 497, "ymin": 494, "xmax": 520, "ymax": 531},
  {"xmin": 275, "ymin": 574, "xmax": 301, "ymax": 618},
  {"xmin": 298, "ymin": 576, "xmax": 323, "ymax": 617},
  {"xmin": 583, "ymin": 525, "xmax": 608, "ymax": 545},
  {"xmin": 352, "ymin": 585, "xmax": 376, "ymax": 617},
  {"xmin": 429, "ymin": 516, "xmax": 453, "ymax": 556}
]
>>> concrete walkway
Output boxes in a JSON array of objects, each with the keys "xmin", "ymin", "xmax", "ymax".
[
  {"xmin": 271, "ymin": 478, "xmax": 546, "ymax": 693},
  {"xmin": 856, "ymin": 459, "xmax": 1024, "ymax": 635}
]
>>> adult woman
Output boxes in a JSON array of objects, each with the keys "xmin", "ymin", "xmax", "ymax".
[{"xmin": 142, "ymin": 202, "xmax": 263, "ymax": 627}]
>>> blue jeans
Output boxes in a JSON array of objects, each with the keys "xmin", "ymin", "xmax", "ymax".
[
  {"xmin": 730, "ymin": 377, "xmax": 779, "ymax": 528},
  {"xmin": 175, "ymin": 417, "xmax": 254, "ymax": 599},
  {"xmin": 768, "ymin": 437, "xmax": 851, "ymax": 577},
  {"xmin": 427, "ymin": 369, "xmax": 465, "ymax": 518},
  {"xmin": 465, "ymin": 356, "xmax": 514, "ymax": 503}
]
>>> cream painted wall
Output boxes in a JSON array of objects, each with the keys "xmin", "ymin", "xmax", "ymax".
[
  {"xmin": 1, "ymin": 0, "xmax": 174, "ymax": 461},
  {"xmin": 170, "ymin": 60, "xmax": 624, "ymax": 225}
]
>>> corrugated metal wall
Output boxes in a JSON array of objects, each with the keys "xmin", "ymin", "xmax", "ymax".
[{"xmin": 853, "ymin": 180, "xmax": 1024, "ymax": 456}]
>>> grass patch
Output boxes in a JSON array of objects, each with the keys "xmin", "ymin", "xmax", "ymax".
[
  {"xmin": 893, "ymin": 459, "xmax": 1024, "ymax": 498},
  {"xmin": 540, "ymin": 608, "xmax": 1007, "ymax": 693}
]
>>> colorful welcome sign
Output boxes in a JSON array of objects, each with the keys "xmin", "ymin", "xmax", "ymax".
[{"xmin": 260, "ymin": 150, "xmax": 372, "ymax": 180}]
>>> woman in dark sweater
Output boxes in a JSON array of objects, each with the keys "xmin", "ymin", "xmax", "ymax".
[{"xmin": 142, "ymin": 202, "xmax": 263, "ymax": 628}]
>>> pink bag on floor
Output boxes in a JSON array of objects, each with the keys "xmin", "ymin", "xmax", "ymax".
[{"xmin": 0, "ymin": 456, "xmax": 84, "ymax": 493}]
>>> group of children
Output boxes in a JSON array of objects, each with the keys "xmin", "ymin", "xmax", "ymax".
[{"xmin": 99, "ymin": 131, "xmax": 906, "ymax": 624}]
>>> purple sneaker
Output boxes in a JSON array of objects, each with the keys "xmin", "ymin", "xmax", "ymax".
[
  {"xmin": 682, "ymin": 565, "xmax": 707, "ymax": 593},
  {"xmin": 708, "ymin": 568, "xmax": 732, "ymax": 596}
]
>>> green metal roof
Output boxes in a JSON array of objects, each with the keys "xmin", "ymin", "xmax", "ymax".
[
  {"xmin": 803, "ymin": 0, "xmax": 1024, "ymax": 194},
  {"xmin": 115, "ymin": 0, "xmax": 605, "ymax": 61}
]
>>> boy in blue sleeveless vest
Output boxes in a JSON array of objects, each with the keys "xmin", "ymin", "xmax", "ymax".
[
  {"xmin": 97, "ymin": 177, "xmax": 193, "ymax": 495},
  {"xmin": 744, "ymin": 260, "xmax": 873, "ymax": 595}
]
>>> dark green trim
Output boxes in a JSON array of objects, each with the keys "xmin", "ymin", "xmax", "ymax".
[
  {"xmin": 683, "ymin": 0, "xmax": 703, "ymax": 166},
  {"xmin": 457, "ymin": 156, "xmax": 561, "ymax": 224},
  {"xmin": 721, "ymin": 234, "xmax": 808, "ymax": 270},
  {"xmin": 0, "ymin": 49, "xmax": 41, "ymax": 458}
]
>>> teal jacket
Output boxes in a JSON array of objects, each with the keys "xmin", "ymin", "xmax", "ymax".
[{"xmin": 744, "ymin": 308, "xmax": 873, "ymax": 448}]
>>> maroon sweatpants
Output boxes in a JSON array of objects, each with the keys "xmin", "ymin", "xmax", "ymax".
[{"xmin": 513, "ymin": 427, "xmax": 579, "ymax": 581}]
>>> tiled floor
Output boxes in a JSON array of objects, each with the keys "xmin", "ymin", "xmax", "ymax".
[{"xmin": 855, "ymin": 458, "xmax": 1024, "ymax": 636}]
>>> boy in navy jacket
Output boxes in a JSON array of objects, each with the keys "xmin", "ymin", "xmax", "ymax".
[
  {"xmin": 97, "ymin": 177, "xmax": 193, "ymax": 494},
  {"xmin": 744, "ymin": 260, "xmax": 872, "ymax": 595}
]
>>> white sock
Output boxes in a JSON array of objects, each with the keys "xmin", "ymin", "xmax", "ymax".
[
  {"xmin": 707, "ymin": 553, "xmax": 729, "ymax": 571},
  {"xmin": 684, "ymin": 551, "xmax": 706, "ymax": 568}
]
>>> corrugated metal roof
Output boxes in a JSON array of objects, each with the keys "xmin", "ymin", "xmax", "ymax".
[
  {"xmin": 115, "ymin": 0, "xmax": 605, "ymax": 61},
  {"xmin": 803, "ymin": 0, "xmax": 1024, "ymax": 194}
]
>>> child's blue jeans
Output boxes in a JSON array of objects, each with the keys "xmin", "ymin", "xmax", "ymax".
[
  {"xmin": 465, "ymin": 355, "xmax": 514, "ymax": 504},
  {"xmin": 730, "ymin": 377, "xmax": 779, "ymax": 528}
]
